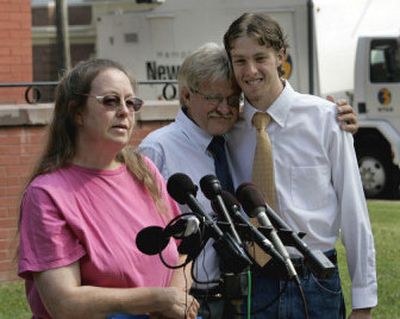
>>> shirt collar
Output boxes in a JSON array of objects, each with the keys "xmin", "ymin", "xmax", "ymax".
[
  {"xmin": 175, "ymin": 108, "xmax": 214, "ymax": 153},
  {"xmin": 241, "ymin": 80, "xmax": 295, "ymax": 128}
]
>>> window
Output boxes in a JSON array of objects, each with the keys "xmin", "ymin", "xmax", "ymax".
[{"xmin": 370, "ymin": 39, "xmax": 400, "ymax": 83}]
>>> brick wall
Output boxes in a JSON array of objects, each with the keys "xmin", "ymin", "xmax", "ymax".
[
  {"xmin": 0, "ymin": 0, "xmax": 34, "ymax": 281},
  {"xmin": 0, "ymin": 0, "xmax": 32, "ymax": 104},
  {"xmin": 0, "ymin": 126, "xmax": 47, "ymax": 282}
]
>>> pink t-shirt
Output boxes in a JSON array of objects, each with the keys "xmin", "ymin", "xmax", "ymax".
[{"xmin": 18, "ymin": 159, "xmax": 181, "ymax": 318}]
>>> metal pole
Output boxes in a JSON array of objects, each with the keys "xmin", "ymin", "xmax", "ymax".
[
  {"xmin": 55, "ymin": 0, "xmax": 71, "ymax": 73},
  {"xmin": 307, "ymin": 0, "xmax": 315, "ymax": 94}
]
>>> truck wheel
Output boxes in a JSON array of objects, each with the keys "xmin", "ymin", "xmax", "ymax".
[{"xmin": 357, "ymin": 148, "xmax": 399, "ymax": 198}]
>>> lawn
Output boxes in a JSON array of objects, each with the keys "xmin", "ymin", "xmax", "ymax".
[
  {"xmin": 0, "ymin": 200, "xmax": 399, "ymax": 318},
  {"xmin": 0, "ymin": 280, "xmax": 30, "ymax": 319},
  {"xmin": 337, "ymin": 200, "xmax": 400, "ymax": 318}
]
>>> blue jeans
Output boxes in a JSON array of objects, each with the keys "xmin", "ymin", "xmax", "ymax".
[{"xmin": 241, "ymin": 251, "xmax": 345, "ymax": 319}]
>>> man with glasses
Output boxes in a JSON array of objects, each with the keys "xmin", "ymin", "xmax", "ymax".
[
  {"xmin": 139, "ymin": 43, "xmax": 241, "ymax": 318},
  {"xmin": 138, "ymin": 42, "xmax": 358, "ymax": 319}
]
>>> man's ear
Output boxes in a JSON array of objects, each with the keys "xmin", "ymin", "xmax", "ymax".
[
  {"xmin": 181, "ymin": 86, "xmax": 191, "ymax": 106},
  {"xmin": 277, "ymin": 48, "xmax": 286, "ymax": 67}
]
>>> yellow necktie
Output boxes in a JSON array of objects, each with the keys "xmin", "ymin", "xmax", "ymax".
[
  {"xmin": 252, "ymin": 112, "xmax": 277, "ymax": 210},
  {"xmin": 248, "ymin": 112, "xmax": 276, "ymax": 267}
]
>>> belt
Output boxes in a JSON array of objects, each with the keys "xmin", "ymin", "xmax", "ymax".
[{"xmin": 257, "ymin": 249, "xmax": 338, "ymax": 279}]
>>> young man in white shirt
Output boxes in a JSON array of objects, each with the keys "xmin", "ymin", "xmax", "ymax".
[{"xmin": 223, "ymin": 12, "xmax": 377, "ymax": 319}]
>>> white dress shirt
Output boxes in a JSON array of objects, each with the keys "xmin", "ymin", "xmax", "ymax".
[
  {"xmin": 227, "ymin": 82, "xmax": 377, "ymax": 309},
  {"xmin": 138, "ymin": 109, "xmax": 223, "ymax": 288}
]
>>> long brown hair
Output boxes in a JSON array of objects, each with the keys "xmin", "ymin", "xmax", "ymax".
[{"xmin": 26, "ymin": 58, "xmax": 162, "ymax": 205}]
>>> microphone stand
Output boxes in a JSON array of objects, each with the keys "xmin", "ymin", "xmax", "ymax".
[{"xmin": 193, "ymin": 216, "xmax": 252, "ymax": 275}]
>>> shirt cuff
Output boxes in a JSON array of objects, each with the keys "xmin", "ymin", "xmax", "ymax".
[{"xmin": 352, "ymin": 285, "xmax": 378, "ymax": 309}]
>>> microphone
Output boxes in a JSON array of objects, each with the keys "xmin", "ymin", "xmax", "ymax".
[
  {"xmin": 136, "ymin": 226, "xmax": 169, "ymax": 255},
  {"xmin": 165, "ymin": 215, "xmax": 200, "ymax": 239},
  {"xmin": 236, "ymin": 183, "xmax": 335, "ymax": 279},
  {"xmin": 167, "ymin": 173, "xmax": 223, "ymax": 237},
  {"xmin": 218, "ymin": 190, "xmax": 286, "ymax": 267},
  {"xmin": 167, "ymin": 173, "xmax": 252, "ymax": 273},
  {"xmin": 200, "ymin": 175, "xmax": 243, "ymax": 245},
  {"xmin": 261, "ymin": 201, "xmax": 336, "ymax": 279},
  {"xmin": 236, "ymin": 183, "xmax": 298, "ymax": 279},
  {"xmin": 136, "ymin": 215, "xmax": 200, "ymax": 255},
  {"xmin": 166, "ymin": 215, "xmax": 203, "ymax": 258}
]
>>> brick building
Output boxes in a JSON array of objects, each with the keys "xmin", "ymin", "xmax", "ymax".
[
  {"xmin": 0, "ymin": 0, "xmax": 177, "ymax": 283},
  {"xmin": 0, "ymin": 0, "xmax": 34, "ymax": 282}
]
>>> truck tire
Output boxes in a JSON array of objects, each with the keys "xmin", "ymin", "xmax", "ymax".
[{"xmin": 357, "ymin": 147, "xmax": 400, "ymax": 199}]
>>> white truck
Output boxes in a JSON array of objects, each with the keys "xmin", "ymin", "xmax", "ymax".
[{"xmin": 96, "ymin": 0, "xmax": 400, "ymax": 198}]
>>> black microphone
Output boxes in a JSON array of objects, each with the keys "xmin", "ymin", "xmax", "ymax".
[
  {"xmin": 136, "ymin": 226, "xmax": 169, "ymax": 255},
  {"xmin": 167, "ymin": 173, "xmax": 223, "ymax": 237},
  {"xmin": 136, "ymin": 215, "xmax": 200, "ymax": 255},
  {"xmin": 236, "ymin": 183, "xmax": 298, "ymax": 279},
  {"xmin": 218, "ymin": 190, "xmax": 286, "ymax": 267},
  {"xmin": 237, "ymin": 183, "xmax": 335, "ymax": 279},
  {"xmin": 200, "ymin": 175, "xmax": 243, "ymax": 245},
  {"xmin": 262, "ymin": 200, "xmax": 335, "ymax": 279},
  {"xmin": 167, "ymin": 173, "xmax": 252, "ymax": 273}
]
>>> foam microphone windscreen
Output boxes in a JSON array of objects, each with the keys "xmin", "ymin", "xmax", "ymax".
[
  {"xmin": 199, "ymin": 174, "xmax": 222, "ymax": 199},
  {"xmin": 236, "ymin": 182, "xmax": 265, "ymax": 217},
  {"xmin": 135, "ymin": 226, "xmax": 169, "ymax": 255},
  {"xmin": 167, "ymin": 173, "xmax": 198, "ymax": 204}
]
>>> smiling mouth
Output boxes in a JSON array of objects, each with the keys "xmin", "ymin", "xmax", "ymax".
[{"xmin": 245, "ymin": 78, "xmax": 263, "ymax": 85}]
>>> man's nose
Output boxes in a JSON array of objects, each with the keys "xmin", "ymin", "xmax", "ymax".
[
  {"xmin": 216, "ymin": 98, "xmax": 232, "ymax": 114},
  {"xmin": 246, "ymin": 60, "xmax": 258, "ymax": 75}
]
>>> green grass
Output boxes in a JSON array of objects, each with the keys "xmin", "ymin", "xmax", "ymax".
[
  {"xmin": 0, "ymin": 280, "xmax": 30, "ymax": 319},
  {"xmin": 337, "ymin": 200, "xmax": 400, "ymax": 318},
  {"xmin": 1, "ymin": 200, "xmax": 399, "ymax": 319}
]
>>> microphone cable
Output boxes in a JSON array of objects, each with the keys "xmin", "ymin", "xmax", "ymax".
[
  {"xmin": 295, "ymin": 275, "xmax": 309, "ymax": 319},
  {"xmin": 190, "ymin": 229, "xmax": 223, "ymax": 286},
  {"xmin": 185, "ymin": 216, "xmax": 220, "ymax": 286},
  {"xmin": 157, "ymin": 212, "xmax": 203, "ymax": 270}
]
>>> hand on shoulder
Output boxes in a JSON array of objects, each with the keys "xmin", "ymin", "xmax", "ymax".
[{"xmin": 326, "ymin": 95, "xmax": 359, "ymax": 134}]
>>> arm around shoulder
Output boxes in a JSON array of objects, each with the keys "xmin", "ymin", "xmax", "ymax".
[{"xmin": 326, "ymin": 95, "xmax": 359, "ymax": 134}]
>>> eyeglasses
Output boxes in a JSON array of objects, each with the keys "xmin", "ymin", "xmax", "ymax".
[
  {"xmin": 82, "ymin": 94, "xmax": 144, "ymax": 112},
  {"xmin": 191, "ymin": 89, "xmax": 241, "ymax": 108}
]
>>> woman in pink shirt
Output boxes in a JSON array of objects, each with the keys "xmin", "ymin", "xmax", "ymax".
[{"xmin": 18, "ymin": 59, "xmax": 199, "ymax": 319}]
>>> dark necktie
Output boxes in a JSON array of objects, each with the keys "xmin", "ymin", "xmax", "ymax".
[{"xmin": 208, "ymin": 136, "xmax": 235, "ymax": 194}]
